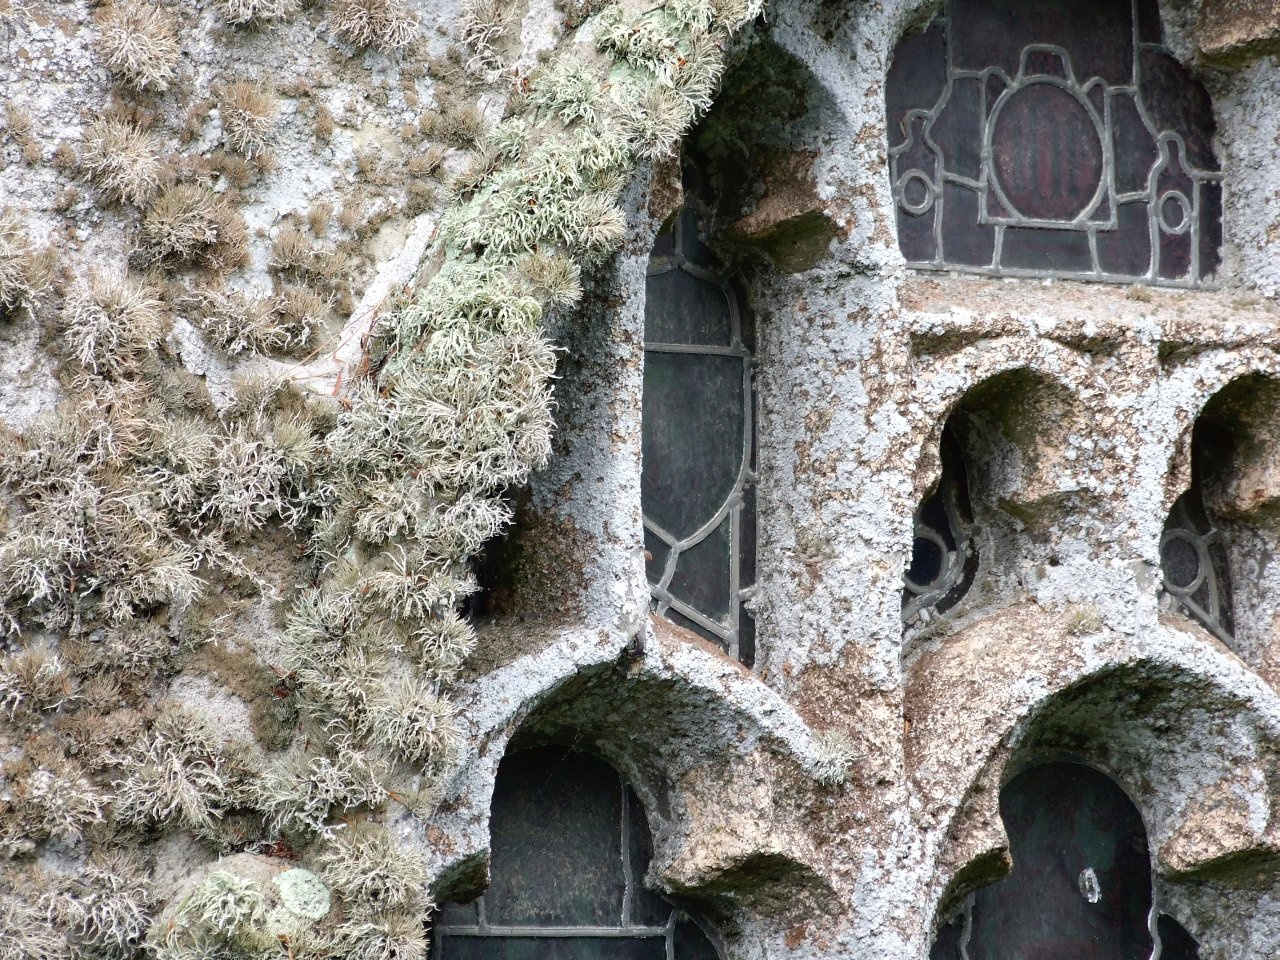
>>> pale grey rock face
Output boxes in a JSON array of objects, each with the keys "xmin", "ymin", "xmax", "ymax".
[{"xmin": 2, "ymin": 0, "xmax": 1279, "ymax": 957}]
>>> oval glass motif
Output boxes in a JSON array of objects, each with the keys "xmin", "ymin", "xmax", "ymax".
[{"xmin": 990, "ymin": 83, "xmax": 1104, "ymax": 222}]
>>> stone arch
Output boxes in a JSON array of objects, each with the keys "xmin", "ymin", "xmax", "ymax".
[
  {"xmin": 901, "ymin": 356, "xmax": 1097, "ymax": 640},
  {"xmin": 1156, "ymin": 352, "xmax": 1280, "ymax": 514},
  {"xmin": 426, "ymin": 623, "xmax": 836, "ymax": 938},
  {"xmin": 1145, "ymin": 361, "xmax": 1280, "ymax": 670},
  {"xmin": 907, "ymin": 348, "xmax": 1095, "ymax": 508},
  {"xmin": 906, "ymin": 606, "xmax": 1280, "ymax": 946}
]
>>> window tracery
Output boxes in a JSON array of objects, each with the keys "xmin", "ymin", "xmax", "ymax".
[
  {"xmin": 1160, "ymin": 474, "xmax": 1234, "ymax": 646},
  {"xmin": 886, "ymin": 0, "xmax": 1222, "ymax": 286},
  {"xmin": 930, "ymin": 762, "xmax": 1202, "ymax": 960},
  {"xmin": 434, "ymin": 747, "xmax": 723, "ymax": 960},
  {"xmin": 904, "ymin": 425, "xmax": 976, "ymax": 623},
  {"xmin": 642, "ymin": 197, "xmax": 758, "ymax": 665}
]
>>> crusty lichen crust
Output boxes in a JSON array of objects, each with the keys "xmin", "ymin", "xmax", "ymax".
[{"xmin": 0, "ymin": 0, "xmax": 760, "ymax": 955}]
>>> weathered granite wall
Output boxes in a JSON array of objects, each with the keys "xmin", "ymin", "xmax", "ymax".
[{"xmin": 2, "ymin": 0, "xmax": 1279, "ymax": 957}]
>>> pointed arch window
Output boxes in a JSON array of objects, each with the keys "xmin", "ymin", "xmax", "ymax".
[
  {"xmin": 642, "ymin": 198, "xmax": 757, "ymax": 665},
  {"xmin": 886, "ymin": 0, "xmax": 1223, "ymax": 286},
  {"xmin": 930, "ymin": 762, "xmax": 1202, "ymax": 960},
  {"xmin": 434, "ymin": 747, "xmax": 723, "ymax": 960},
  {"xmin": 1160, "ymin": 475, "xmax": 1234, "ymax": 647}
]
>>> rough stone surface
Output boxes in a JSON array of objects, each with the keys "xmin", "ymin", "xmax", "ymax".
[
  {"xmin": 3, "ymin": 0, "xmax": 1280, "ymax": 958},
  {"xmin": 1198, "ymin": 0, "xmax": 1280, "ymax": 60}
]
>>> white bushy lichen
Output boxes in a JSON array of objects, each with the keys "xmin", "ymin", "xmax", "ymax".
[
  {"xmin": 78, "ymin": 119, "xmax": 165, "ymax": 206},
  {"xmin": 143, "ymin": 183, "xmax": 248, "ymax": 268},
  {"xmin": 61, "ymin": 272, "xmax": 169, "ymax": 377},
  {"xmin": 96, "ymin": 0, "xmax": 181, "ymax": 91},
  {"xmin": 50, "ymin": 854, "xmax": 155, "ymax": 957},
  {"xmin": 458, "ymin": 0, "xmax": 516, "ymax": 73},
  {"xmin": 0, "ymin": 212, "xmax": 54, "ymax": 313},
  {"xmin": 329, "ymin": 0, "xmax": 419, "ymax": 51},
  {"xmin": 220, "ymin": 0, "xmax": 301, "ymax": 24},
  {"xmin": 813, "ymin": 729, "xmax": 859, "ymax": 786},
  {"xmin": 113, "ymin": 704, "xmax": 255, "ymax": 833},
  {"xmin": 218, "ymin": 80, "xmax": 279, "ymax": 157}
]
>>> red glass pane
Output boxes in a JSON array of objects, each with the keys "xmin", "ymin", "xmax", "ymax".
[{"xmin": 991, "ymin": 84, "xmax": 1103, "ymax": 221}]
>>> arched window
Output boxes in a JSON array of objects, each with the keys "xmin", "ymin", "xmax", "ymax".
[
  {"xmin": 886, "ymin": 0, "xmax": 1222, "ymax": 286},
  {"xmin": 930, "ymin": 762, "xmax": 1202, "ymax": 960},
  {"xmin": 904, "ymin": 424, "xmax": 976, "ymax": 622},
  {"xmin": 434, "ymin": 747, "xmax": 723, "ymax": 960},
  {"xmin": 1160, "ymin": 395, "xmax": 1239, "ymax": 646},
  {"xmin": 1160, "ymin": 485, "xmax": 1233, "ymax": 645},
  {"xmin": 642, "ymin": 191, "xmax": 757, "ymax": 665}
]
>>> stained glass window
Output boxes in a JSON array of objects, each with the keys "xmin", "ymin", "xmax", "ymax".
[
  {"xmin": 643, "ymin": 199, "xmax": 757, "ymax": 665},
  {"xmin": 1161, "ymin": 487, "xmax": 1234, "ymax": 645},
  {"xmin": 886, "ymin": 0, "xmax": 1223, "ymax": 286},
  {"xmin": 930, "ymin": 762, "xmax": 1203, "ymax": 960},
  {"xmin": 904, "ymin": 426, "xmax": 976, "ymax": 622},
  {"xmin": 434, "ymin": 747, "xmax": 723, "ymax": 960}
]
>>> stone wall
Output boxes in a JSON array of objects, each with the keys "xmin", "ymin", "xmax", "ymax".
[{"xmin": 2, "ymin": 0, "xmax": 1279, "ymax": 957}]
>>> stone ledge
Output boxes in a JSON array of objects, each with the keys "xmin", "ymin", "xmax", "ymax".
[{"xmin": 1198, "ymin": 0, "xmax": 1280, "ymax": 62}]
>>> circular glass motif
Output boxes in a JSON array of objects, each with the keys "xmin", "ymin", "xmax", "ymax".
[
  {"xmin": 900, "ymin": 171, "xmax": 934, "ymax": 215},
  {"xmin": 991, "ymin": 83, "xmax": 1104, "ymax": 221},
  {"xmin": 1161, "ymin": 533, "xmax": 1202, "ymax": 590},
  {"xmin": 1160, "ymin": 192, "xmax": 1191, "ymax": 234}
]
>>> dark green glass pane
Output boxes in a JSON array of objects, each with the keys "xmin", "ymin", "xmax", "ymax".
[
  {"xmin": 940, "ymin": 184, "xmax": 994, "ymax": 267},
  {"xmin": 668, "ymin": 516, "xmax": 732, "ymax": 623},
  {"xmin": 1111, "ymin": 92, "xmax": 1158, "ymax": 194},
  {"xmin": 440, "ymin": 900, "xmax": 478, "ymax": 925},
  {"xmin": 673, "ymin": 918, "xmax": 721, "ymax": 960},
  {"xmin": 1199, "ymin": 182, "xmax": 1223, "ymax": 278},
  {"xmin": 626, "ymin": 788, "xmax": 673, "ymax": 927},
  {"xmin": 737, "ymin": 610, "xmax": 755, "ymax": 667},
  {"xmin": 1138, "ymin": 50, "xmax": 1219, "ymax": 173},
  {"xmin": 1157, "ymin": 914, "xmax": 1202, "ymax": 960},
  {"xmin": 644, "ymin": 270, "xmax": 732, "ymax": 347},
  {"xmin": 1097, "ymin": 202, "xmax": 1152, "ymax": 277},
  {"xmin": 968, "ymin": 763, "xmax": 1154, "ymax": 960},
  {"xmin": 642, "ymin": 353, "xmax": 745, "ymax": 541},
  {"xmin": 486, "ymin": 748, "xmax": 625, "ymax": 927},
  {"xmin": 1136, "ymin": 0, "xmax": 1163, "ymax": 42},
  {"xmin": 933, "ymin": 77, "xmax": 982, "ymax": 182},
  {"xmin": 440, "ymin": 937, "xmax": 666, "ymax": 960}
]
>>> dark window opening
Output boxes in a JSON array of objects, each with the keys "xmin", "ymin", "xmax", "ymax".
[
  {"xmin": 886, "ymin": 0, "xmax": 1222, "ymax": 287},
  {"xmin": 642, "ymin": 188, "xmax": 757, "ymax": 666},
  {"xmin": 904, "ymin": 424, "xmax": 976, "ymax": 622},
  {"xmin": 434, "ymin": 747, "xmax": 723, "ymax": 960},
  {"xmin": 1160, "ymin": 455, "xmax": 1234, "ymax": 647},
  {"xmin": 930, "ymin": 762, "xmax": 1202, "ymax": 960}
]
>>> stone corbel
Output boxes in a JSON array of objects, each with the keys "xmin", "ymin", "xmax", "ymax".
[{"xmin": 1158, "ymin": 770, "xmax": 1280, "ymax": 881}]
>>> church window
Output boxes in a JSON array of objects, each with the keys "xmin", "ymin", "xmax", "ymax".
[
  {"xmin": 931, "ymin": 762, "xmax": 1202, "ymax": 959},
  {"xmin": 434, "ymin": 747, "xmax": 723, "ymax": 960},
  {"xmin": 642, "ymin": 197, "xmax": 758, "ymax": 665},
  {"xmin": 886, "ymin": 0, "xmax": 1222, "ymax": 286}
]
